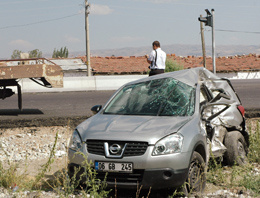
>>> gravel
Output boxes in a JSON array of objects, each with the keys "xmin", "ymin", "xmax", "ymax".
[
  {"xmin": 0, "ymin": 187, "xmax": 86, "ymax": 198},
  {"xmin": 0, "ymin": 187, "xmax": 254, "ymax": 198},
  {"xmin": 0, "ymin": 126, "xmax": 71, "ymax": 162},
  {"xmin": 204, "ymin": 189, "xmax": 253, "ymax": 198}
]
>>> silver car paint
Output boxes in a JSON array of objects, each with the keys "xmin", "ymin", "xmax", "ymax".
[
  {"xmin": 77, "ymin": 115, "xmax": 192, "ymax": 144},
  {"xmin": 69, "ymin": 67, "xmax": 246, "ymax": 178}
]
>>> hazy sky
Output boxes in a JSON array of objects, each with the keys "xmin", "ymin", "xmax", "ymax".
[{"xmin": 0, "ymin": 0, "xmax": 259, "ymax": 59}]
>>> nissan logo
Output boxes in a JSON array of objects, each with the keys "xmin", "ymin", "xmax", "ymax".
[{"xmin": 109, "ymin": 144, "xmax": 121, "ymax": 154}]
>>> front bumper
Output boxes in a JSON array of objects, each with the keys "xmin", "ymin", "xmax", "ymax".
[
  {"xmin": 68, "ymin": 145, "xmax": 191, "ymax": 190},
  {"xmin": 68, "ymin": 163, "xmax": 188, "ymax": 189},
  {"xmin": 142, "ymin": 168, "xmax": 188, "ymax": 189}
]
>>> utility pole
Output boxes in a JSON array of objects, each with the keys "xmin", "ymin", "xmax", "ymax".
[
  {"xmin": 211, "ymin": 9, "xmax": 216, "ymax": 74},
  {"xmin": 198, "ymin": 9, "xmax": 216, "ymax": 74},
  {"xmin": 85, "ymin": 0, "xmax": 91, "ymax": 76},
  {"xmin": 200, "ymin": 14, "xmax": 206, "ymax": 68}
]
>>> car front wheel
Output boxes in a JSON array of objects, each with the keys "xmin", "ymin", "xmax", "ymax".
[{"xmin": 181, "ymin": 151, "xmax": 206, "ymax": 196}]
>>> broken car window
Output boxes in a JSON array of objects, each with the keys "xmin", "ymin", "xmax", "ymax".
[{"xmin": 104, "ymin": 78, "xmax": 195, "ymax": 116}]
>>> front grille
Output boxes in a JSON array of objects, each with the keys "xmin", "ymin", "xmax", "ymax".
[
  {"xmin": 86, "ymin": 140, "xmax": 104, "ymax": 155},
  {"xmin": 96, "ymin": 170, "xmax": 144, "ymax": 184},
  {"xmin": 86, "ymin": 140, "xmax": 148, "ymax": 157},
  {"xmin": 124, "ymin": 142, "xmax": 149, "ymax": 156}
]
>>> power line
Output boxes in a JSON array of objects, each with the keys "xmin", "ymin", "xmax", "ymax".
[
  {"xmin": 0, "ymin": 0, "xmax": 68, "ymax": 6},
  {"xmin": 0, "ymin": 12, "xmax": 82, "ymax": 30},
  {"xmin": 216, "ymin": 29, "xmax": 260, "ymax": 34},
  {"xmin": 1, "ymin": 9, "xmax": 260, "ymax": 37}
]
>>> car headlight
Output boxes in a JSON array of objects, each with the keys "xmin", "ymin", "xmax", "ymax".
[
  {"xmin": 152, "ymin": 134, "xmax": 183, "ymax": 156},
  {"xmin": 69, "ymin": 129, "xmax": 82, "ymax": 151}
]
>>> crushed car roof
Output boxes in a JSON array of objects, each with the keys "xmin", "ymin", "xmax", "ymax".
[{"xmin": 127, "ymin": 67, "xmax": 221, "ymax": 87}]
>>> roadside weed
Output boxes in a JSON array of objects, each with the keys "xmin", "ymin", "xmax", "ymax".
[
  {"xmin": 207, "ymin": 150, "xmax": 225, "ymax": 185},
  {"xmin": 76, "ymin": 152, "xmax": 110, "ymax": 197},
  {"xmin": 43, "ymin": 151, "xmax": 110, "ymax": 198},
  {"xmin": 32, "ymin": 132, "xmax": 59, "ymax": 189},
  {"xmin": 240, "ymin": 170, "xmax": 260, "ymax": 194},
  {"xmin": 0, "ymin": 132, "xmax": 58, "ymax": 192},
  {"xmin": 165, "ymin": 59, "xmax": 184, "ymax": 72},
  {"xmin": 207, "ymin": 120, "xmax": 260, "ymax": 196},
  {"xmin": 0, "ymin": 143, "xmax": 29, "ymax": 191},
  {"xmin": 248, "ymin": 121, "xmax": 260, "ymax": 163}
]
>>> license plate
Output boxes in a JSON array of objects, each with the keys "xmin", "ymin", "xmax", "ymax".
[{"xmin": 95, "ymin": 162, "xmax": 133, "ymax": 173}]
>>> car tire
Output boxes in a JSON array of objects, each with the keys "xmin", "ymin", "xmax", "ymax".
[
  {"xmin": 182, "ymin": 151, "xmax": 206, "ymax": 196},
  {"xmin": 224, "ymin": 131, "xmax": 248, "ymax": 166}
]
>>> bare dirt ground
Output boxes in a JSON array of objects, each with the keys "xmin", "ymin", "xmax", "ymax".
[{"xmin": 0, "ymin": 119, "xmax": 259, "ymax": 197}]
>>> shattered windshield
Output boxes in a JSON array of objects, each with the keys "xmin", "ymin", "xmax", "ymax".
[{"xmin": 104, "ymin": 78, "xmax": 195, "ymax": 116}]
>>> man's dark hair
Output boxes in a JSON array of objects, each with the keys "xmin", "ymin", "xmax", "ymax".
[{"xmin": 152, "ymin": 41, "xmax": 160, "ymax": 47}]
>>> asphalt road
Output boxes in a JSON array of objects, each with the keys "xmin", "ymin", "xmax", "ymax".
[
  {"xmin": 0, "ymin": 90, "xmax": 115, "ymax": 119},
  {"xmin": 230, "ymin": 79, "xmax": 260, "ymax": 109},
  {"xmin": 0, "ymin": 79, "xmax": 259, "ymax": 127}
]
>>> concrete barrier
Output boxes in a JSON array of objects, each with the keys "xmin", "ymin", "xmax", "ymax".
[
  {"xmin": 18, "ymin": 75, "xmax": 148, "ymax": 93},
  {"xmin": 217, "ymin": 71, "xmax": 260, "ymax": 79},
  {"xmin": 11, "ymin": 71, "xmax": 260, "ymax": 93}
]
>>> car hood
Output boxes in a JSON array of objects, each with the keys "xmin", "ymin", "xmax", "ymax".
[{"xmin": 77, "ymin": 114, "xmax": 192, "ymax": 144}]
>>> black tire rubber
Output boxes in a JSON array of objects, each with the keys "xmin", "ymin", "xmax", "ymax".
[
  {"xmin": 182, "ymin": 151, "xmax": 206, "ymax": 196},
  {"xmin": 224, "ymin": 131, "xmax": 248, "ymax": 166},
  {"xmin": 17, "ymin": 84, "xmax": 22, "ymax": 110}
]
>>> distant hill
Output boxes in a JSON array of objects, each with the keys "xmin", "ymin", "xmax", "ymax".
[{"xmin": 45, "ymin": 44, "xmax": 260, "ymax": 58}]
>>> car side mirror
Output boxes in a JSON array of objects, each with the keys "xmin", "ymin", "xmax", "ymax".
[
  {"xmin": 201, "ymin": 103, "xmax": 230, "ymax": 122},
  {"xmin": 210, "ymin": 92, "xmax": 230, "ymax": 103},
  {"xmin": 91, "ymin": 105, "xmax": 102, "ymax": 115}
]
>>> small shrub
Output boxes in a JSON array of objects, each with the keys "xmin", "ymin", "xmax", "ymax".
[
  {"xmin": 165, "ymin": 59, "xmax": 184, "ymax": 72},
  {"xmin": 207, "ymin": 120, "xmax": 260, "ymax": 196},
  {"xmin": 0, "ymin": 159, "xmax": 26, "ymax": 190},
  {"xmin": 0, "ymin": 131, "xmax": 110, "ymax": 197},
  {"xmin": 207, "ymin": 153, "xmax": 225, "ymax": 185},
  {"xmin": 0, "ymin": 144, "xmax": 29, "ymax": 190},
  {"xmin": 0, "ymin": 133, "xmax": 58, "ymax": 192},
  {"xmin": 76, "ymin": 152, "xmax": 110, "ymax": 197},
  {"xmin": 248, "ymin": 121, "xmax": 260, "ymax": 163},
  {"xmin": 32, "ymin": 133, "xmax": 58, "ymax": 189},
  {"xmin": 45, "ymin": 152, "xmax": 110, "ymax": 197},
  {"xmin": 240, "ymin": 171, "xmax": 260, "ymax": 194}
]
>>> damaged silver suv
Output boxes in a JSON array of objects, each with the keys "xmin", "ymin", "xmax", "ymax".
[{"xmin": 68, "ymin": 68, "xmax": 249, "ymax": 195}]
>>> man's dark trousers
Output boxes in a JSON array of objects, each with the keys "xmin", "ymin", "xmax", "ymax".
[{"xmin": 149, "ymin": 69, "xmax": 164, "ymax": 76}]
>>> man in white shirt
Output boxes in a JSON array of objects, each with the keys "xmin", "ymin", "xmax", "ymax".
[{"xmin": 147, "ymin": 41, "xmax": 167, "ymax": 76}]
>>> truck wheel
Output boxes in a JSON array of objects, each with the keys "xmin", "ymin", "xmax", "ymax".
[
  {"xmin": 182, "ymin": 151, "xmax": 206, "ymax": 196},
  {"xmin": 224, "ymin": 131, "xmax": 248, "ymax": 166}
]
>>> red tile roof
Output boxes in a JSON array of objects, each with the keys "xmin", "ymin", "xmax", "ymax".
[{"xmin": 77, "ymin": 54, "xmax": 260, "ymax": 74}]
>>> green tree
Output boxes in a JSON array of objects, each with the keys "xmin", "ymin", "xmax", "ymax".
[
  {"xmin": 11, "ymin": 49, "xmax": 23, "ymax": 59},
  {"xmin": 52, "ymin": 47, "xmax": 69, "ymax": 58},
  {"xmin": 28, "ymin": 49, "xmax": 42, "ymax": 58},
  {"xmin": 165, "ymin": 59, "xmax": 184, "ymax": 72}
]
